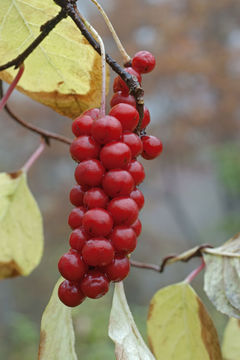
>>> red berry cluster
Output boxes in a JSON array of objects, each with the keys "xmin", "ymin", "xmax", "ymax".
[{"xmin": 58, "ymin": 51, "xmax": 162, "ymax": 307}]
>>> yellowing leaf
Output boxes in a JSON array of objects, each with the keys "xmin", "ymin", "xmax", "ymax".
[
  {"xmin": 109, "ymin": 282, "xmax": 156, "ymax": 360},
  {"xmin": 147, "ymin": 282, "xmax": 222, "ymax": 360},
  {"xmin": 38, "ymin": 278, "xmax": 77, "ymax": 360},
  {"xmin": 203, "ymin": 233, "xmax": 240, "ymax": 318},
  {"xmin": 0, "ymin": 171, "xmax": 43, "ymax": 279},
  {"xmin": 222, "ymin": 318, "xmax": 240, "ymax": 360},
  {"xmin": 0, "ymin": 0, "xmax": 109, "ymax": 118}
]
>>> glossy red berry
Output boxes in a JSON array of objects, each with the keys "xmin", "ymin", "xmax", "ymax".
[
  {"xmin": 100, "ymin": 142, "xmax": 131, "ymax": 169},
  {"xmin": 83, "ymin": 107, "xmax": 100, "ymax": 120},
  {"xmin": 122, "ymin": 131, "xmax": 143, "ymax": 158},
  {"xmin": 83, "ymin": 208, "xmax": 113, "ymax": 237},
  {"xmin": 70, "ymin": 136, "xmax": 100, "ymax": 162},
  {"xmin": 69, "ymin": 184, "xmax": 88, "ymax": 207},
  {"xmin": 131, "ymin": 219, "xmax": 142, "ymax": 237},
  {"xmin": 58, "ymin": 280, "xmax": 86, "ymax": 307},
  {"xmin": 69, "ymin": 227, "xmax": 89, "ymax": 251},
  {"xmin": 132, "ymin": 51, "xmax": 156, "ymax": 74},
  {"xmin": 72, "ymin": 115, "xmax": 93, "ymax": 136},
  {"xmin": 91, "ymin": 115, "xmax": 122, "ymax": 144},
  {"xmin": 110, "ymin": 92, "xmax": 136, "ymax": 108},
  {"xmin": 68, "ymin": 206, "xmax": 86, "ymax": 229},
  {"xmin": 75, "ymin": 159, "xmax": 105, "ymax": 187},
  {"xmin": 130, "ymin": 188, "xmax": 144, "ymax": 210},
  {"xmin": 82, "ymin": 238, "xmax": 114, "ymax": 266},
  {"xmin": 110, "ymin": 226, "xmax": 137, "ymax": 254},
  {"xmin": 140, "ymin": 106, "xmax": 151, "ymax": 129},
  {"xmin": 58, "ymin": 250, "xmax": 87, "ymax": 281},
  {"xmin": 80, "ymin": 270, "xmax": 109, "ymax": 299},
  {"xmin": 125, "ymin": 160, "xmax": 145, "ymax": 185},
  {"xmin": 113, "ymin": 67, "xmax": 142, "ymax": 95},
  {"xmin": 83, "ymin": 187, "xmax": 109, "ymax": 209},
  {"xmin": 109, "ymin": 103, "xmax": 139, "ymax": 132},
  {"xmin": 103, "ymin": 255, "xmax": 130, "ymax": 282},
  {"xmin": 141, "ymin": 135, "xmax": 163, "ymax": 160},
  {"xmin": 107, "ymin": 196, "xmax": 139, "ymax": 226},
  {"xmin": 102, "ymin": 169, "xmax": 134, "ymax": 198}
]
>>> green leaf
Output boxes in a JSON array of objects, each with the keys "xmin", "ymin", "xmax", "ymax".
[
  {"xmin": 0, "ymin": 0, "xmax": 109, "ymax": 118},
  {"xmin": 38, "ymin": 278, "xmax": 78, "ymax": 360},
  {"xmin": 203, "ymin": 233, "xmax": 240, "ymax": 318},
  {"xmin": 109, "ymin": 282, "xmax": 156, "ymax": 360},
  {"xmin": 147, "ymin": 282, "xmax": 222, "ymax": 360},
  {"xmin": 222, "ymin": 318, "xmax": 240, "ymax": 360},
  {"xmin": 0, "ymin": 171, "xmax": 43, "ymax": 279}
]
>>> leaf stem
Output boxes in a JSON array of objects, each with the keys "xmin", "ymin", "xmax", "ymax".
[
  {"xmin": 22, "ymin": 140, "xmax": 45, "ymax": 173},
  {"xmin": 0, "ymin": 65, "xmax": 24, "ymax": 111},
  {"xmin": 184, "ymin": 259, "xmax": 205, "ymax": 284}
]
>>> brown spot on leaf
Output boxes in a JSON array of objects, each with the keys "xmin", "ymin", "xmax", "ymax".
[
  {"xmin": 38, "ymin": 330, "xmax": 46, "ymax": 359},
  {"xmin": 58, "ymin": 81, "xmax": 64, "ymax": 86},
  {"xmin": 197, "ymin": 298, "xmax": 223, "ymax": 360},
  {"xmin": 8, "ymin": 170, "xmax": 22, "ymax": 179},
  {"xmin": 148, "ymin": 302, "xmax": 154, "ymax": 321},
  {"xmin": 0, "ymin": 260, "xmax": 22, "ymax": 279}
]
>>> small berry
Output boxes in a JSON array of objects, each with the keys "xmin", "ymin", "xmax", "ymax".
[
  {"xmin": 113, "ymin": 67, "xmax": 142, "ymax": 95},
  {"xmin": 131, "ymin": 219, "xmax": 142, "ymax": 237},
  {"xmin": 58, "ymin": 280, "xmax": 86, "ymax": 307},
  {"xmin": 132, "ymin": 51, "xmax": 156, "ymax": 74},
  {"xmin": 72, "ymin": 115, "xmax": 93, "ymax": 137},
  {"xmin": 91, "ymin": 115, "xmax": 122, "ymax": 144},
  {"xmin": 69, "ymin": 184, "xmax": 88, "ymax": 207},
  {"xmin": 81, "ymin": 270, "xmax": 109, "ymax": 299},
  {"xmin": 109, "ymin": 103, "xmax": 139, "ymax": 131},
  {"xmin": 103, "ymin": 255, "xmax": 130, "ymax": 282},
  {"xmin": 83, "ymin": 108, "xmax": 100, "ymax": 120},
  {"xmin": 140, "ymin": 106, "xmax": 151, "ymax": 129},
  {"xmin": 125, "ymin": 160, "xmax": 145, "ymax": 185},
  {"xmin": 75, "ymin": 159, "xmax": 105, "ymax": 187},
  {"xmin": 122, "ymin": 131, "xmax": 143, "ymax": 158},
  {"xmin": 69, "ymin": 227, "xmax": 89, "ymax": 251},
  {"xmin": 111, "ymin": 226, "xmax": 137, "ymax": 254},
  {"xmin": 83, "ymin": 208, "xmax": 113, "ymax": 237},
  {"xmin": 107, "ymin": 196, "xmax": 139, "ymax": 226},
  {"xmin": 70, "ymin": 136, "xmax": 100, "ymax": 162},
  {"xmin": 83, "ymin": 187, "xmax": 109, "ymax": 209},
  {"xmin": 130, "ymin": 188, "xmax": 144, "ymax": 210},
  {"xmin": 58, "ymin": 250, "xmax": 87, "ymax": 281},
  {"xmin": 102, "ymin": 169, "xmax": 134, "ymax": 198},
  {"xmin": 141, "ymin": 135, "xmax": 163, "ymax": 160},
  {"xmin": 110, "ymin": 92, "xmax": 136, "ymax": 108},
  {"xmin": 100, "ymin": 142, "xmax": 131, "ymax": 169},
  {"xmin": 68, "ymin": 206, "xmax": 86, "ymax": 229},
  {"xmin": 82, "ymin": 238, "xmax": 114, "ymax": 266}
]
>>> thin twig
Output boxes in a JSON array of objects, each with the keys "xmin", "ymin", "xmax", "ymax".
[
  {"xmin": 130, "ymin": 259, "xmax": 161, "ymax": 273},
  {"xmin": 184, "ymin": 259, "xmax": 205, "ymax": 283},
  {"xmin": 22, "ymin": 140, "xmax": 45, "ymax": 172},
  {"xmin": 0, "ymin": 65, "xmax": 24, "ymax": 111}
]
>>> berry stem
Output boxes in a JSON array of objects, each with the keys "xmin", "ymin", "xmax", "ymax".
[
  {"xmin": 0, "ymin": 65, "xmax": 24, "ymax": 111},
  {"xmin": 184, "ymin": 259, "xmax": 205, "ymax": 284},
  {"xmin": 22, "ymin": 140, "xmax": 45, "ymax": 173},
  {"xmin": 89, "ymin": 0, "xmax": 131, "ymax": 64}
]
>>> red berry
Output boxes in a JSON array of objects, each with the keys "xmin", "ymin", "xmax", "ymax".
[
  {"xmin": 140, "ymin": 106, "xmax": 151, "ymax": 129},
  {"xmin": 111, "ymin": 226, "xmax": 137, "ymax": 254},
  {"xmin": 70, "ymin": 136, "xmax": 100, "ymax": 162},
  {"xmin": 107, "ymin": 196, "xmax": 139, "ymax": 226},
  {"xmin": 58, "ymin": 250, "xmax": 87, "ymax": 281},
  {"xmin": 91, "ymin": 115, "xmax": 122, "ymax": 144},
  {"xmin": 102, "ymin": 169, "xmax": 134, "ymax": 198},
  {"xmin": 122, "ymin": 131, "xmax": 143, "ymax": 158},
  {"xmin": 132, "ymin": 51, "xmax": 156, "ymax": 74},
  {"xmin": 131, "ymin": 219, "xmax": 142, "ymax": 237},
  {"xmin": 69, "ymin": 184, "xmax": 88, "ymax": 207},
  {"xmin": 68, "ymin": 206, "xmax": 86, "ymax": 229},
  {"xmin": 82, "ymin": 238, "xmax": 114, "ymax": 266},
  {"xmin": 75, "ymin": 159, "xmax": 105, "ymax": 187},
  {"xmin": 69, "ymin": 227, "xmax": 89, "ymax": 251},
  {"xmin": 83, "ymin": 108, "xmax": 100, "ymax": 120},
  {"xmin": 110, "ymin": 92, "xmax": 136, "ymax": 108},
  {"xmin": 58, "ymin": 280, "xmax": 86, "ymax": 307},
  {"xmin": 130, "ymin": 188, "xmax": 144, "ymax": 210},
  {"xmin": 125, "ymin": 160, "xmax": 145, "ymax": 185},
  {"xmin": 141, "ymin": 135, "xmax": 163, "ymax": 160},
  {"xmin": 81, "ymin": 270, "xmax": 109, "ymax": 299},
  {"xmin": 83, "ymin": 187, "xmax": 109, "ymax": 209},
  {"xmin": 113, "ymin": 67, "xmax": 142, "ymax": 95},
  {"xmin": 100, "ymin": 142, "xmax": 131, "ymax": 169},
  {"xmin": 83, "ymin": 208, "xmax": 113, "ymax": 237},
  {"xmin": 72, "ymin": 115, "xmax": 93, "ymax": 136},
  {"xmin": 109, "ymin": 103, "xmax": 139, "ymax": 131},
  {"xmin": 103, "ymin": 255, "xmax": 130, "ymax": 282}
]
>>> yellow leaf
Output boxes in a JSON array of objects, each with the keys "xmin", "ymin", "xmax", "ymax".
[
  {"xmin": 0, "ymin": 0, "xmax": 109, "ymax": 118},
  {"xmin": 222, "ymin": 318, "xmax": 240, "ymax": 360},
  {"xmin": 0, "ymin": 171, "xmax": 43, "ymax": 279},
  {"xmin": 147, "ymin": 282, "xmax": 222, "ymax": 360},
  {"xmin": 109, "ymin": 282, "xmax": 156, "ymax": 360},
  {"xmin": 38, "ymin": 278, "xmax": 77, "ymax": 360}
]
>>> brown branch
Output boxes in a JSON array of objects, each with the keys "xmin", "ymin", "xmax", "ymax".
[{"xmin": 130, "ymin": 260, "xmax": 162, "ymax": 273}]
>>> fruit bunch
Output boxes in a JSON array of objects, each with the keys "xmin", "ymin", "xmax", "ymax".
[{"xmin": 58, "ymin": 51, "xmax": 163, "ymax": 307}]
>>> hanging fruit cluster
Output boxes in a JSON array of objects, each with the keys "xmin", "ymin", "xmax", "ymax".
[{"xmin": 58, "ymin": 51, "xmax": 163, "ymax": 307}]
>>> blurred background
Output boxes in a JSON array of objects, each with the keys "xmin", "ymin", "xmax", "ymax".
[{"xmin": 1, "ymin": 0, "xmax": 240, "ymax": 358}]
